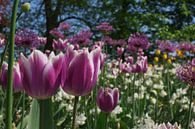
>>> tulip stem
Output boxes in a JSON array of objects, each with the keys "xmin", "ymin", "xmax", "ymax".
[
  {"xmin": 105, "ymin": 112, "xmax": 109, "ymax": 129},
  {"xmin": 186, "ymin": 87, "xmax": 193, "ymax": 129},
  {"xmin": 72, "ymin": 96, "xmax": 79, "ymax": 129},
  {"xmin": 96, "ymin": 111, "xmax": 109, "ymax": 129},
  {"xmin": 6, "ymin": 0, "xmax": 19, "ymax": 129},
  {"xmin": 132, "ymin": 73, "xmax": 136, "ymax": 126},
  {"xmin": 39, "ymin": 98, "xmax": 54, "ymax": 129}
]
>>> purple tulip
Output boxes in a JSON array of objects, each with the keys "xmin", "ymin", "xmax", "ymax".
[
  {"xmin": 117, "ymin": 47, "xmax": 124, "ymax": 56},
  {"xmin": 19, "ymin": 50, "xmax": 63, "ymax": 99},
  {"xmin": 0, "ymin": 62, "xmax": 23, "ymax": 93},
  {"xmin": 61, "ymin": 45, "xmax": 102, "ymax": 96},
  {"xmin": 131, "ymin": 56, "xmax": 148, "ymax": 73},
  {"xmin": 52, "ymin": 38, "xmax": 69, "ymax": 51},
  {"xmin": 97, "ymin": 87, "xmax": 119, "ymax": 113}
]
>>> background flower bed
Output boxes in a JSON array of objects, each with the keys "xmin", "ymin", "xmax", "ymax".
[{"xmin": 0, "ymin": 0, "xmax": 195, "ymax": 129}]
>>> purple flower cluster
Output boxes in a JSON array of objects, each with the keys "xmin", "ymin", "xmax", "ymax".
[
  {"xmin": 177, "ymin": 42, "xmax": 193, "ymax": 51},
  {"xmin": 156, "ymin": 40, "xmax": 176, "ymax": 52},
  {"xmin": 52, "ymin": 38, "xmax": 69, "ymax": 51},
  {"xmin": 176, "ymin": 58, "xmax": 195, "ymax": 87},
  {"xmin": 102, "ymin": 36, "xmax": 127, "ymax": 46},
  {"xmin": 96, "ymin": 22, "xmax": 114, "ymax": 33},
  {"xmin": 128, "ymin": 33, "xmax": 150, "ymax": 52},
  {"xmin": 15, "ymin": 29, "xmax": 41, "ymax": 48},
  {"xmin": 68, "ymin": 30, "xmax": 92, "ymax": 46}
]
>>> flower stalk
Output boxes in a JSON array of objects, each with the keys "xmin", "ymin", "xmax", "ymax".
[
  {"xmin": 6, "ymin": 0, "xmax": 19, "ymax": 129},
  {"xmin": 186, "ymin": 87, "xmax": 193, "ymax": 129},
  {"xmin": 72, "ymin": 96, "xmax": 79, "ymax": 129},
  {"xmin": 96, "ymin": 111, "xmax": 109, "ymax": 129},
  {"xmin": 39, "ymin": 98, "xmax": 54, "ymax": 129}
]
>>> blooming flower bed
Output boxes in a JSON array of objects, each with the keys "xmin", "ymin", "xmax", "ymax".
[{"xmin": 0, "ymin": 11, "xmax": 195, "ymax": 129}]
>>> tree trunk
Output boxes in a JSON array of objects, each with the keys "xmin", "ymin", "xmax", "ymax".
[{"xmin": 44, "ymin": 0, "xmax": 59, "ymax": 51}]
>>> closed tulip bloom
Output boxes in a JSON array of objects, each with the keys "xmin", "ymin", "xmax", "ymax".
[
  {"xmin": 19, "ymin": 50, "xmax": 63, "ymax": 99},
  {"xmin": 134, "ymin": 56, "xmax": 148, "ymax": 73},
  {"xmin": 61, "ymin": 45, "xmax": 102, "ymax": 96},
  {"xmin": 117, "ymin": 47, "xmax": 124, "ymax": 56},
  {"xmin": 0, "ymin": 62, "xmax": 23, "ymax": 92},
  {"xmin": 97, "ymin": 87, "xmax": 119, "ymax": 113}
]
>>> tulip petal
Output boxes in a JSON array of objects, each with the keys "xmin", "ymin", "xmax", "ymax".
[
  {"xmin": 13, "ymin": 63, "xmax": 23, "ymax": 92},
  {"xmin": 61, "ymin": 45, "xmax": 77, "ymax": 85},
  {"xmin": 29, "ymin": 50, "xmax": 48, "ymax": 94},
  {"xmin": 41, "ymin": 61, "xmax": 56, "ymax": 98},
  {"xmin": 19, "ymin": 53, "xmax": 32, "ymax": 93},
  {"xmin": 97, "ymin": 87, "xmax": 104, "ymax": 106},
  {"xmin": 90, "ymin": 47, "xmax": 101, "ymax": 87},
  {"xmin": 112, "ymin": 88, "xmax": 119, "ymax": 107}
]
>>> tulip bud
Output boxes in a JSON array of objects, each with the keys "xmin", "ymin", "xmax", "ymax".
[
  {"xmin": 167, "ymin": 58, "xmax": 172, "ymax": 64},
  {"xmin": 155, "ymin": 49, "xmax": 161, "ymax": 55},
  {"xmin": 148, "ymin": 64, "xmax": 153, "ymax": 68},
  {"xmin": 97, "ymin": 87, "xmax": 119, "ymax": 113},
  {"xmin": 0, "ymin": 62, "xmax": 23, "ymax": 92},
  {"xmin": 163, "ymin": 53, "xmax": 168, "ymax": 60},
  {"xmin": 154, "ymin": 57, "xmax": 159, "ymax": 63},
  {"xmin": 21, "ymin": 3, "xmax": 30, "ymax": 12}
]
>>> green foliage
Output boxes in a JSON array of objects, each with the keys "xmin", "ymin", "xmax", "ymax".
[{"xmin": 28, "ymin": 99, "xmax": 40, "ymax": 129}]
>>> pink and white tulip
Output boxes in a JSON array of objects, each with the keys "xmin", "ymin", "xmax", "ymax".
[
  {"xmin": 61, "ymin": 45, "xmax": 102, "ymax": 96},
  {"xmin": 19, "ymin": 50, "xmax": 63, "ymax": 99}
]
